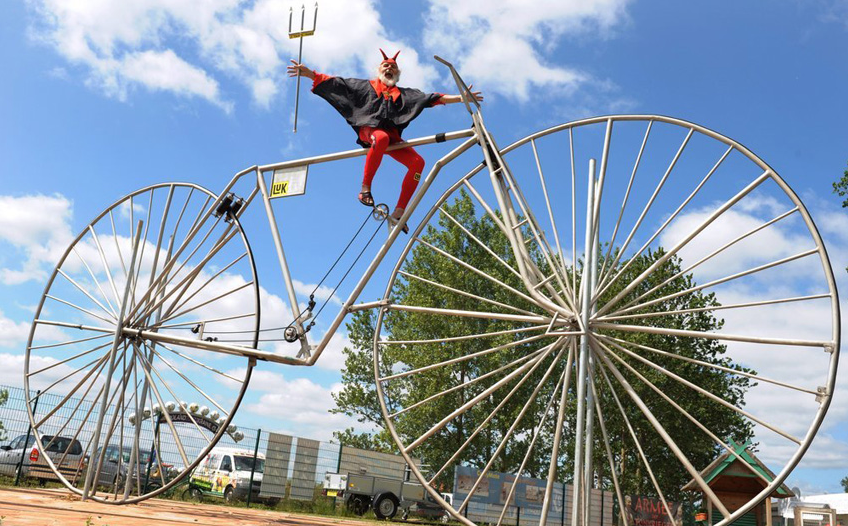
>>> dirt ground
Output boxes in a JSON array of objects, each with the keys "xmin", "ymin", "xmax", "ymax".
[{"xmin": 0, "ymin": 487, "xmax": 379, "ymax": 526}]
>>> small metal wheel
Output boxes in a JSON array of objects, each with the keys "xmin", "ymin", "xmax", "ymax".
[
  {"xmin": 24, "ymin": 183, "xmax": 260, "ymax": 503},
  {"xmin": 374, "ymin": 494, "xmax": 399, "ymax": 519},
  {"xmin": 374, "ymin": 116, "xmax": 839, "ymax": 526},
  {"xmin": 373, "ymin": 203, "xmax": 390, "ymax": 221}
]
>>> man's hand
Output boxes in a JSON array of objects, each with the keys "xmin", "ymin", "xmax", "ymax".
[
  {"xmin": 441, "ymin": 84, "xmax": 484, "ymax": 104},
  {"xmin": 287, "ymin": 60, "xmax": 315, "ymax": 80},
  {"xmin": 465, "ymin": 84, "xmax": 484, "ymax": 103}
]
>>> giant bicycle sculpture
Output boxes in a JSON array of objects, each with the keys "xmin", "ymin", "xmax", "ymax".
[{"xmin": 24, "ymin": 58, "xmax": 839, "ymax": 526}]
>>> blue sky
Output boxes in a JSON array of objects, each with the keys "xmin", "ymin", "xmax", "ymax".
[{"xmin": 1, "ymin": 0, "xmax": 847, "ymax": 497}]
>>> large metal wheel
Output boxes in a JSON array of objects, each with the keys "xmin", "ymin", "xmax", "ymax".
[
  {"xmin": 24, "ymin": 183, "xmax": 260, "ymax": 503},
  {"xmin": 374, "ymin": 116, "xmax": 839, "ymax": 526}
]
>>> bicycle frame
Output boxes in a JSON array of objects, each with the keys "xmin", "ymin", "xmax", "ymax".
[{"xmin": 125, "ymin": 57, "xmax": 568, "ymax": 368}]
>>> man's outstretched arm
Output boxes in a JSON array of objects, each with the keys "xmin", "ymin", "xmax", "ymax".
[{"xmin": 439, "ymin": 84, "xmax": 484, "ymax": 104}]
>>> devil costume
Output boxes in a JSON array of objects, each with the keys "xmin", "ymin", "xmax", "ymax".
[
  {"xmin": 310, "ymin": 51, "xmax": 443, "ymax": 147},
  {"xmin": 308, "ymin": 50, "xmax": 444, "ymax": 216}
]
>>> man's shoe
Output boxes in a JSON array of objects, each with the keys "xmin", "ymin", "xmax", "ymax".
[{"xmin": 358, "ymin": 191, "xmax": 375, "ymax": 207}]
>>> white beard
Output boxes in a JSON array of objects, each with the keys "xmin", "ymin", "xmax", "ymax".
[{"xmin": 379, "ymin": 72, "xmax": 398, "ymax": 87}]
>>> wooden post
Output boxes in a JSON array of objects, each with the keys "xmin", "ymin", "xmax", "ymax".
[{"xmin": 765, "ymin": 497, "xmax": 772, "ymax": 526}]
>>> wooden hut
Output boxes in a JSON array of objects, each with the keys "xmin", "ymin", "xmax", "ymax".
[{"xmin": 682, "ymin": 440, "xmax": 794, "ymax": 525}]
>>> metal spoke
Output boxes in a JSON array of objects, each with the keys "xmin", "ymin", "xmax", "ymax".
[
  {"xmin": 148, "ymin": 342, "xmax": 230, "ymax": 414},
  {"xmin": 27, "ymin": 340, "xmax": 112, "ymax": 376},
  {"xmin": 389, "ymin": 347, "xmax": 548, "ymax": 419},
  {"xmin": 597, "ymin": 120, "xmax": 652, "ymax": 285},
  {"xmin": 108, "ymin": 209, "xmax": 128, "ymax": 278},
  {"xmin": 607, "ymin": 248, "xmax": 818, "ymax": 319},
  {"xmin": 139, "ymin": 225, "xmax": 240, "ymax": 325},
  {"xmin": 131, "ymin": 342, "xmax": 191, "ymax": 472},
  {"xmin": 541, "ymin": 341, "xmax": 577, "ymax": 526},
  {"xmin": 33, "ymin": 353, "xmax": 111, "ymax": 425},
  {"xmin": 531, "ymin": 139, "xmax": 568, "ymax": 285},
  {"xmin": 597, "ymin": 334, "xmax": 803, "ymax": 444},
  {"xmin": 380, "ymin": 333, "xmax": 552, "ymax": 383},
  {"xmin": 609, "ymin": 206, "xmax": 801, "ymax": 316},
  {"xmin": 416, "ymin": 237, "xmax": 544, "ymax": 308},
  {"xmin": 594, "ymin": 341, "xmax": 731, "ymax": 520},
  {"xmin": 159, "ymin": 280, "xmax": 254, "ymax": 325},
  {"xmin": 594, "ymin": 336, "xmax": 776, "ymax": 487},
  {"xmin": 45, "ymin": 294, "xmax": 116, "ymax": 326},
  {"xmin": 58, "ymin": 266, "xmax": 117, "ymax": 321},
  {"xmin": 386, "ymin": 303, "xmax": 550, "ymax": 325},
  {"xmin": 462, "ymin": 180, "xmax": 509, "ymax": 234},
  {"xmin": 595, "ymin": 357, "xmax": 684, "ymax": 525},
  {"xmin": 405, "ymin": 340, "xmax": 560, "ymax": 453},
  {"xmin": 598, "ymin": 293, "xmax": 830, "ymax": 323},
  {"xmin": 495, "ymin": 355, "xmax": 568, "ymax": 526},
  {"xmin": 438, "ymin": 206, "xmax": 522, "ymax": 279},
  {"xmin": 134, "ymin": 342, "xmax": 214, "ymax": 445},
  {"xmin": 596, "ymin": 333, "xmax": 819, "ymax": 395},
  {"xmin": 399, "ymin": 270, "xmax": 537, "ymax": 316},
  {"xmin": 429, "ymin": 342, "xmax": 568, "ymax": 487},
  {"xmin": 124, "ymin": 210, "xmax": 227, "ymax": 324},
  {"xmin": 158, "ymin": 343, "xmax": 245, "ymax": 385},
  {"xmin": 594, "ymin": 321, "xmax": 829, "ymax": 352},
  {"xmin": 595, "ymin": 170, "xmax": 771, "ymax": 318},
  {"xmin": 588, "ymin": 374, "xmax": 626, "ymax": 526},
  {"xmin": 87, "ymin": 224, "xmax": 123, "ymax": 309},
  {"xmin": 569, "ymin": 127, "xmax": 577, "ymax": 309},
  {"xmin": 454, "ymin": 340, "xmax": 566, "ymax": 513},
  {"xmin": 596, "ymin": 143, "xmax": 732, "ymax": 297},
  {"xmin": 592, "ymin": 128, "xmax": 693, "ymax": 301},
  {"xmin": 153, "ymin": 250, "xmax": 247, "ymax": 324},
  {"xmin": 380, "ymin": 323, "xmax": 547, "ymax": 346},
  {"xmin": 28, "ymin": 332, "xmax": 111, "ymax": 351}
]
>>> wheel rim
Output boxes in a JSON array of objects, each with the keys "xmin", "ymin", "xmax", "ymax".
[
  {"xmin": 374, "ymin": 115, "xmax": 839, "ymax": 526},
  {"xmin": 379, "ymin": 498, "xmax": 395, "ymax": 515},
  {"xmin": 24, "ymin": 183, "xmax": 260, "ymax": 504}
]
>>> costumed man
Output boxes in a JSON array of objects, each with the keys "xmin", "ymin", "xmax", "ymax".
[{"xmin": 287, "ymin": 49, "xmax": 482, "ymax": 233}]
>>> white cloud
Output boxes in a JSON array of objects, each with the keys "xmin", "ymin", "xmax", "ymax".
[
  {"xmin": 0, "ymin": 310, "xmax": 32, "ymax": 349},
  {"xmin": 121, "ymin": 50, "xmax": 233, "ymax": 112},
  {"xmin": 29, "ymin": 0, "xmax": 441, "ymax": 110},
  {"xmin": 0, "ymin": 194, "xmax": 74, "ymax": 285},
  {"xmin": 225, "ymin": 368, "xmax": 366, "ymax": 440},
  {"xmin": 422, "ymin": 0, "xmax": 631, "ymax": 101}
]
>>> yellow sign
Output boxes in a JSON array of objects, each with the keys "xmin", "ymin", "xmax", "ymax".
[{"xmin": 270, "ymin": 165, "xmax": 308, "ymax": 199}]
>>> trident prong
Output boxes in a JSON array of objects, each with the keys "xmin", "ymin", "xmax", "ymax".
[{"xmin": 290, "ymin": 3, "xmax": 318, "ymax": 133}]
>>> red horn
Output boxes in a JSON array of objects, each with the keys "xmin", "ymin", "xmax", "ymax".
[
  {"xmin": 380, "ymin": 48, "xmax": 388, "ymax": 61},
  {"xmin": 392, "ymin": 50, "xmax": 400, "ymax": 61}
]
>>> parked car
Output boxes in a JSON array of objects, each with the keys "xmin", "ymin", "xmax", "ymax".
[
  {"xmin": 0, "ymin": 434, "xmax": 85, "ymax": 484},
  {"xmin": 92, "ymin": 445, "xmax": 175, "ymax": 492},
  {"xmin": 188, "ymin": 447, "xmax": 277, "ymax": 505}
]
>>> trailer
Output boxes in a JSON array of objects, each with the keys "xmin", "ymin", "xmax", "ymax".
[{"xmin": 324, "ymin": 471, "xmax": 448, "ymax": 521}]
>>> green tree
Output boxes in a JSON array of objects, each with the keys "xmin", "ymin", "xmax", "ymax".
[
  {"xmin": 0, "ymin": 388, "xmax": 8, "ymax": 441},
  {"xmin": 332, "ymin": 191, "xmax": 753, "ymax": 499},
  {"xmin": 834, "ymin": 163, "xmax": 848, "ymax": 273},
  {"xmin": 836, "ymin": 165, "xmax": 847, "ymax": 490}
]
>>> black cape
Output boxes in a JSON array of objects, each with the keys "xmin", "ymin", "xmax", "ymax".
[{"xmin": 312, "ymin": 77, "xmax": 442, "ymax": 147}]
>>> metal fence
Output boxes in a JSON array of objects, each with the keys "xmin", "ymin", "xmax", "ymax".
[
  {"xmin": 0, "ymin": 385, "xmax": 385, "ymax": 506},
  {"xmin": 0, "ymin": 384, "xmax": 630, "ymax": 524}
]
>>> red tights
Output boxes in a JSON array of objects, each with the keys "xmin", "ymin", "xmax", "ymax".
[{"xmin": 358, "ymin": 126, "xmax": 425, "ymax": 210}]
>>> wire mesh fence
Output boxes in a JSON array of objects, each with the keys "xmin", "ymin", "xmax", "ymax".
[{"xmin": 0, "ymin": 383, "xmax": 628, "ymax": 524}]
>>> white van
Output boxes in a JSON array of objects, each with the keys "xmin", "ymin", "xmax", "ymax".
[{"xmin": 188, "ymin": 447, "xmax": 277, "ymax": 505}]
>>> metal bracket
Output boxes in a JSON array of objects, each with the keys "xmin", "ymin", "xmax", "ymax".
[
  {"xmin": 816, "ymin": 386, "xmax": 829, "ymax": 403},
  {"xmin": 213, "ymin": 192, "xmax": 244, "ymax": 223},
  {"xmin": 823, "ymin": 342, "xmax": 835, "ymax": 354}
]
